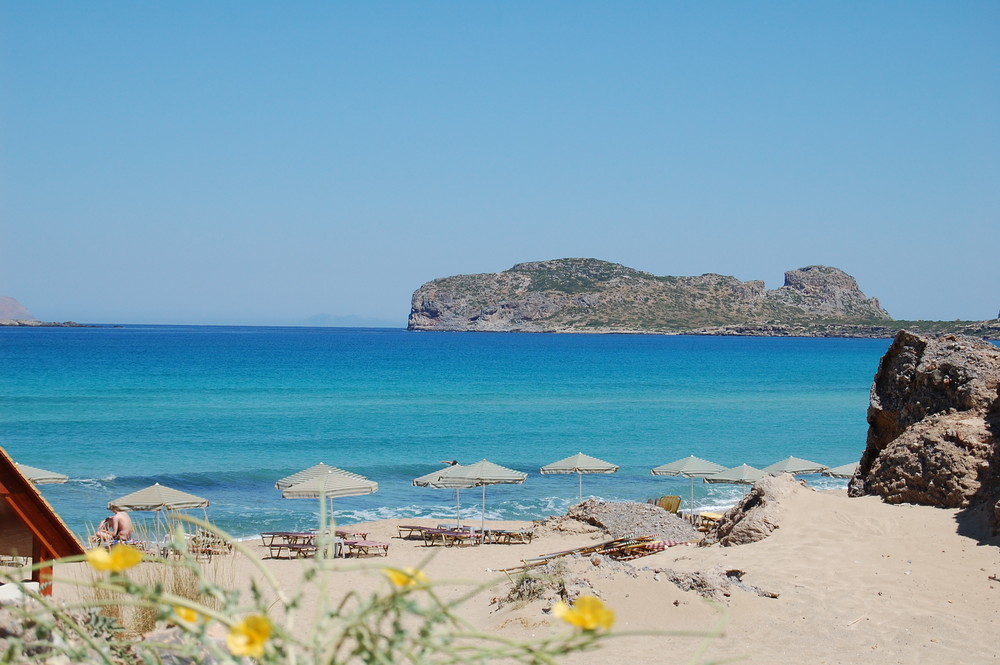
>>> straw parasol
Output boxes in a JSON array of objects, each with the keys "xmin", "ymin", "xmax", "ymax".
[
  {"xmin": 275, "ymin": 462, "xmax": 368, "ymax": 490},
  {"xmin": 15, "ymin": 463, "xmax": 68, "ymax": 485},
  {"xmin": 413, "ymin": 463, "xmax": 476, "ymax": 526},
  {"xmin": 650, "ymin": 455, "xmax": 727, "ymax": 511},
  {"xmin": 108, "ymin": 482, "xmax": 211, "ymax": 539},
  {"xmin": 281, "ymin": 470, "xmax": 378, "ymax": 528},
  {"xmin": 822, "ymin": 462, "xmax": 859, "ymax": 479},
  {"xmin": 426, "ymin": 459, "xmax": 527, "ymax": 532},
  {"xmin": 109, "ymin": 483, "xmax": 210, "ymax": 512},
  {"xmin": 761, "ymin": 456, "xmax": 828, "ymax": 476},
  {"xmin": 703, "ymin": 464, "xmax": 765, "ymax": 495},
  {"xmin": 540, "ymin": 452, "xmax": 619, "ymax": 501}
]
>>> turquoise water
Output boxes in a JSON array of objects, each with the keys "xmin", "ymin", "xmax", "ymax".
[{"xmin": 0, "ymin": 326, "xmax": 890, "ymax": 539}]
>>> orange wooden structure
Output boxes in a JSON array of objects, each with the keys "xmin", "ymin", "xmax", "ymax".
[{"xmin": 0, "ymin": 446, "xmax": 84, "ymax": 595}]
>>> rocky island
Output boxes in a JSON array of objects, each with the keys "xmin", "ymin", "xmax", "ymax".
[
  {"xmin": 408, "ymin": 258, "xmax": 1000, "ymax": 338},
  {"xmin": 0, "ymin": 296, "xmax": 82, "ymax": 327}
]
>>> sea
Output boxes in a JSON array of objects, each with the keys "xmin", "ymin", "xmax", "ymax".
[{"xmin": 0, "ymin": 325, "xmax": 893, "ymax": 540}]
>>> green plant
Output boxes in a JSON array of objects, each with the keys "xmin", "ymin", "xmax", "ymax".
[{"xmin": 1, "ymin": 510, "xmax": 630, "ymax": 665}]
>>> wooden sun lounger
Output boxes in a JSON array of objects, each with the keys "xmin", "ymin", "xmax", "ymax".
[
  {"xmin": 422, "ymin": 528, "xmax": 479, "ymax": 547},
  {"xmin": 397, "ymin": 525, "xmax": 430, "ymax": 540},
  {"xmin": 344, "ymin": 540, "xmax": 390, "ymax": 557}
]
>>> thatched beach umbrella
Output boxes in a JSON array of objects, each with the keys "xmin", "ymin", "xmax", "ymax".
[
  {"xmin": 650, "ymin": 455, "xmax": 727, "ymax": 511},
  {"xmin": 413, "ymin": 463, "xmax": 476, "ymax": 526},
  {"xmin": 109, "ymin": 482, "xmax": 211, "ymax": 539},
  {"xmin": 275, "ymin": 462, "xmax": 368, "ymax": 490},
  {"xmin": 282, "ymin": 471, "xmax": 378, "ymax": 555},
  {"xmin": 280, "ymin": 471, "xmax": 378, "ymax": 501},
  {"xmin": 703, "ymin": 464, "xmax": 765, "ymax": 495},
  {"xmin": 281, "ymin": 470, "xmax": 378, "ymax": 521},
  {"xmin": 15, "ymin": 463, "xmax": 68, "ymax": 485},
  {"xmin": 761, "ymin": 456, "xmax": 828, "ymax": 476},
  {"xmin": 109, "ymin": 483, "xmax": 210, "ymax": 512},
  {"xmin": 427, "ymin": 459, "xmax": 527, "ymax": 532},
  {"xmin": 540, "ymin": 452, "xmax": 619, "ymax": 501},
  {"xmin": 822, "ymin": 462, "xmax": 859, "ymax": 479}
]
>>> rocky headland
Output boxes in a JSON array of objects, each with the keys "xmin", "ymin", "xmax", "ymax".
[
  {"xmin": 408, "ymin": 258, "xmax": 1000, "ymax": 338},
  {"xmin": 848, "ymin": 330, "xmax": 1000, "ymax": 533}
]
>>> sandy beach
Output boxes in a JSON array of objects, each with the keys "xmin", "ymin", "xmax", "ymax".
[{"xmin": 52, "ymin": 482, "xmax": 1000, "ymax": 665}]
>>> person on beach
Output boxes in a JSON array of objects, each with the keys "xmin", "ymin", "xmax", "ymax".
[{"xmin": 93, "ymin": 509, "xmax": 134, "ymax": 545}]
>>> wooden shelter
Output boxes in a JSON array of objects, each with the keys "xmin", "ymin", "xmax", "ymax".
[{"xmin": 0, "ymin": 446, "xmax": 84, "ymax": 595}]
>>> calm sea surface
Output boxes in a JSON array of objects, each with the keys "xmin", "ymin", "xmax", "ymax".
[{"xmin": 0, "ymin": 325, "xmax": 891, "ymax": 539}]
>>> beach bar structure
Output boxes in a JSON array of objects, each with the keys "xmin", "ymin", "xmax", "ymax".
[{"xmin": 0, "ymin": 446, "xmax": 84, "ymax": 596}]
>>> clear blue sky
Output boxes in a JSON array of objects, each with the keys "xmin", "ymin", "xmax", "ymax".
[{"xmin": 2, "ymin": 2, "xmax": 997, "ymax": 326}]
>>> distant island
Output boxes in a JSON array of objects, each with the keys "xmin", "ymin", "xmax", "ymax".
[
  {"xmin": 0, "ymin": 296, "xmax": 83, "ymax": 327},
  {"xmin": 408, "ymin": 258, "xmax": 1000, "ymax": 338}
]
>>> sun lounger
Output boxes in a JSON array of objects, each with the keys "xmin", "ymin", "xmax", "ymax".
[
  {"xmin": 336, "ymin": 529, "xmax": 369, "ymax": 540},
  {"xmin": 422, "ymin": 528, "xmax": 479, "ymax": 547},
  {"xmin": 396, "ymin": 525, "xmax": 429, "ymax": 540},
  {"xmin": 344, "ymin": 540, "xmax": 389, "ymax": 557}
]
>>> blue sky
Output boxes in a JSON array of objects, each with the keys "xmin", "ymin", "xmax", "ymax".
[{"xmin": 1, "ymin": 2, "xmax": 997, "ymax": 326}]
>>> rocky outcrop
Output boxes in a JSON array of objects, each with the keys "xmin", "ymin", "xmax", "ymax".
[
  {"xmin": 848, "ymin": 331, "xmax": 1000, "ymax": 532},
  {"xmin": 409, "ymin": 259, "xmax": 893, "ymax": 334},
  {"xmin": 536, "ymin": 498, "xmax": 699, "ymax": 543},
  {"xmin": 706, "ymin": 475, "xmax": 804, "ymax": 546},
  {"xmin": 0, "ymin": 296, "xmax": 34, "ymax": 321}
]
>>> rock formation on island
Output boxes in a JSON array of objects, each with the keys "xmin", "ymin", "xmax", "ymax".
[
  {"xmin": 848, "ymin": 331, "xmax": 1000, "ymax": 533},
  {"xmin": 408, "ymin": 258, "xmax": 1000, "ymax": 337},
  {"xmin": 409, "ymin": 259, "xmax": 893, "ymax": 335}
]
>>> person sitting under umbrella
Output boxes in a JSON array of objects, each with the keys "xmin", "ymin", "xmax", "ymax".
[{"xmin": 93, "ymin": 508, "xmax": 134, "ymax": 545}]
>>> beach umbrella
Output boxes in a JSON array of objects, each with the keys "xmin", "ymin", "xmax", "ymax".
[
  {"xmin": 275, "ymin": 462, "xmax": 368, "ymax": 490},
  {"xmin": 15, "ymin": 463, "xmax": 68, "ymax": 485},
  {"xmin": 703, "ymin": 464, "xmax": 765, "ymax": 495},
  {"xmin": 761, "ymin": 456, "xmax": 828, "ymax": 476},
  {"xmin": 280, "ymin": 471, "xmax": 378, "ymax": 500},
  {"xmin": 413, "ymin": 463, "xmax": 477, "ymax": 526},
  {"xmin": 109, "ymin": 483, "xmax": 210, "ymax": 512},
  {"xmin": 282, "ymin": 470, "xmax": 378, "ymax": 527},
  {"xmin": 428, "ymin": 459, "xmax": 528, "ymax": 532},
  {"xmin": 650, "ymin": 455, "xmax": 727, "ymax": 511},
  {"xmin": 822, "ymin": 462, "xmax": 859, "ymax": 479},
  {"xmin": 109, "ymin": 482, "xmax": 211, "ymax": 539},
  {"xmin": 539, "ymin": 452, "xmax": 619, "ymax": 501}
]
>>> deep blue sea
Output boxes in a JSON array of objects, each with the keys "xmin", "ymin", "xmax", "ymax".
[{"xmin": 0, "ymin": 325, "xmax": 892, "ymax": 540}]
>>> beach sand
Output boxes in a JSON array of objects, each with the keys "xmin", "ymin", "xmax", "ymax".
[{"xmin": 54, "ymin": 486, "xmax": 1000, "ymax": 664}]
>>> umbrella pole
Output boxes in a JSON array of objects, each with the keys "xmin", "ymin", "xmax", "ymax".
[
  {"xmin": 689, "ymin": 477, "xmax": 695, "ymax": 516},
  {"xmin": 578, "ymin": 472, "xmax": 582, "ymax": 502},
  {"xmin": 455, "ymin": 488, "xmax": 461, "ymax": 527},
  {"xmin": 481, "ymin": 485, "xmax": 486, "ymax": 534}
]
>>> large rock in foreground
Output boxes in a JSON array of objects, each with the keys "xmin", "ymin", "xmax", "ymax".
[
  {"xmin": 848, "ymin": 331, "xmax": 1000, "ymax": 531},
  {"xmin": 408, "ymin": 259, "xmax": 892, "ymax": 335}
]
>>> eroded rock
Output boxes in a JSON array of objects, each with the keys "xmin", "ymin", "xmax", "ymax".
[{"xmin": 848, "ymin": 331, "xmax": 1000, "ymax": 532}]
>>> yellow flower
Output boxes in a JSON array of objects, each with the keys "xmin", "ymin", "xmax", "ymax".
[
  {"xmin": 226, "ymin": 615, "xmax": 271, "ymax": 658},
  {"xmin": 173, "ymin": 605, "xmax": 201, "ymax": 625},
  {"xmin": 85, "ymin": 544, "xmax": 143, "ymax": 573},
  {"xmin": 552, "ymin": 595, "xmax": 614, "ymax": 631},
  {"xmin": 383, "ymin": 567, "xmax": 428, "ymax": 588}
]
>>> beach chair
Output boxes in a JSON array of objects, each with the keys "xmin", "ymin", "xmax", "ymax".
[
  {"xmin": 344, "ymin": 540, "xmax": 390, "ymax": 557},
  {"xmin": 697, "ymin": 512, "xmax": 723, "ymax": 532},
  {"xmin": 654, "ymin": 495, "xmax": 682, "ymax": 514},
  {"xmin": 190, "ymin": 529, "xmax": 232, "ymax": 562}
]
